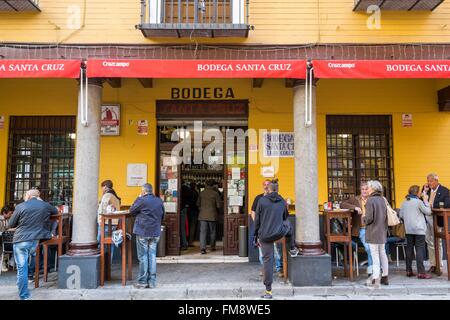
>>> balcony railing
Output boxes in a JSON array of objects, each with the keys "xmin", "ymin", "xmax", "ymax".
[
  {"xmin": 354, "ymin": 0, "xmax": 445, "ymax": 11},
  {"xmin": 137, "ymin": 0, "xmax": 249, "ymax": 38},
  {"xmin": 0, "ymin": 0, "xmax": 40, "ymax": 11}
]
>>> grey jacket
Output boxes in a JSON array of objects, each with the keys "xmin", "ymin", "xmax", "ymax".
[
  {"xmin": 363, "ymin": 192, "xmax": 388, "ymax": 244},
  {"xmin": 8, "ymin": 198, "xmax": 59, "ymax": 243},
  {"xmin": 399, "ymin": 197, "xmax": 432, "ymax": 236},
  {"xmin": 197, "ymin": 186, "xmax": 221, "ymax": 221}
]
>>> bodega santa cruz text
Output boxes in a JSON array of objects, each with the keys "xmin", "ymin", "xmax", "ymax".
[{"xmin": 178, "ymin": 304, "xmax": 271, "ymax": 318}]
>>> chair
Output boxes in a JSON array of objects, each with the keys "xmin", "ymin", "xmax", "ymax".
[
  {"xmin": 34, "ymin": 214, "xmax": 71, "ymax": 287},
  {"xmin": 275, "ymin": 237, "xmax": 288, "ymax": 283},
  {"xmin": 395, "ymin": 239, "xmax": 407, "ymax": 267},
  {"xmin": 1, "ymin": 231, "xmax": 15, "ymax": 275}
]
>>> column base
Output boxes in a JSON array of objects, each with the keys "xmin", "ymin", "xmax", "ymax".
[
  {"xmin": 67, "ymin": 241, "xmax": 100, "ymax": 256},
  {"xmin": 288, "ymin": 254, "xmax": 332, "ymax": 286},
  {"xmin": 296, "ymin": 241, "xmax": 325, "ymax": 256},
  {"xmin": 58, "ymin": 254, "xmax": 100, "ymax": 289}
]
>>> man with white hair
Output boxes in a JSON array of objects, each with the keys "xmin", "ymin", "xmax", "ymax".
[
  {"xmin": 423, "ymin": 173, "xmax": 450, "ymax": 275},
  {"xmin": 7, "ymin": 189, "xmax": 58, "ymax": 300}
]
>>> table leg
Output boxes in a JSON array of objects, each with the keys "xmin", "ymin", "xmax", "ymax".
[
  {"xmin": 121, "ymin": 219, "xmax": 126, "ymax": 286},
  {"xmin": 343, "ymin": 244, "xmax": 348, "ymax": 277},
  {"xmin": 100, "ymin": 218, "xmax": 105, "ymax": 286},
  {"xmin": 127, "ymin": 234, "xmax": 132, "ymax": 281},
  {"xmin": 445, "ymin": 215, "xmax": 450, "ymax": 281},
  {"xmin": 34, "ymin": 244, "xmax": 40, "ymax": 288},
  {"xmin": 349, "ymin": 243, "xmax": 353, "ymax": 281},
  {"xmin": 434, "ymin": 215, "xmax": 441, "ymax": 275}
]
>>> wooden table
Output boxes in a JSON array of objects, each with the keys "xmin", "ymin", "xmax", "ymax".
[
  {"xmin": 100, "ymin": 211, "xmax": 133, "ymax": 286},
  {"xmin": 432, "ymin": 208, "xmax": 450, "ymax": 280},
  {"xmin": 323, "ymin": 209, "xmax": 354, "ymax": 281}
]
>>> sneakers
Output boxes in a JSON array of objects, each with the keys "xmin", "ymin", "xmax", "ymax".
[
  {"xmin": 289, "ymin": 248, "xmax": 299, "ymax": 258},
  {"xmin": 200, "ymin": 249, "xmax": 207, "ymax": 255},
  {"xmin": 417, "ymin": 273, "xmax": 433, "ymax": 279},
  {"xmin": 366, "ymin": 277, "xmax": 374, "ymax": 286},
  {"xmin": 148, "ymin": 282, "xmax": 156, "ymax": 289},
  {"xmin": 133, "ymin": 282, "xmax": 149, "ymax": 289},
  {"xmin": 1, "ymin": 264, "xmax": 8, "ymax": 272},
  {"xmin": 261, "ymin": 290, "xmax": 273, "ymax": 299},
  {"xmin": 372, "ymin": 278, "xmax": 381, "ymax": 289}
]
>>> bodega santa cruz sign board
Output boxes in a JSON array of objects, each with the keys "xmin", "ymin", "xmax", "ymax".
[{"xmin": 263, "ymin": 132, "xmax": 295, "ymax": 158}]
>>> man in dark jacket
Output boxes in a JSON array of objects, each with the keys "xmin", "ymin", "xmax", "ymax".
[
  {"xmin": 7, "ymin": 189, "xmax": 58, "ymax": 300},
  {"xmin": 423, "ymin": 173, "xmax": 450, "ymax": 275},
  {"xmin": 197, "ymin": 180, "xmax": 221, "ymax": 254},
  {"xmin": 254, "ymin": 180, "xmax": 298, "ymax": 299},
  {"xmin": 129, "ymin": 183, "xmax": 165, "ymax": 289}
]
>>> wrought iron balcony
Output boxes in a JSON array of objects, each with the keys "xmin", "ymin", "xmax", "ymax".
[
  {"xmin": 137, "ymin": 0, "xmax": 249, "ymax": 38},
  {"xmin": 354, "ymin": 0, "xmax": 445, "ymax": 11},
  {"xmin": 0, "ymin": 0, "xmax": 40, "ymax": 11}
]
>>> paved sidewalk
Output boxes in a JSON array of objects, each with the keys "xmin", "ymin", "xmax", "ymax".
[{"xmin": 1, "ymin": 262, "xmax": 450, "ymax": 300}]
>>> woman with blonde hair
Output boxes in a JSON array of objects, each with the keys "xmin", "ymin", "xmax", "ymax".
[{"xmin": 364, "ymin": 180, "xmax": 388, "ymax": 288}]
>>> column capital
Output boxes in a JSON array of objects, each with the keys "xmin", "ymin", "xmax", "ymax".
[
  {"xmin": 292, "ymin": 78, "xmax": 318, "ymax": 88},
  {"xmin": 88, "ymin": 78, "xmax": 104, "ymax": 87}
]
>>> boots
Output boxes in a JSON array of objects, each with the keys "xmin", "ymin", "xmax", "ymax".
[{"xmin": 381, "ymin": 276, "xmax": 389, "ymax": 285}]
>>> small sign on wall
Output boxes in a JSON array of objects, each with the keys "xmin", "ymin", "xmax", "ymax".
[
  {"xmin": 402, "ymin": 114, "xmax": 413, "ymax": 127},
  {"xmin": 0, "ymin": 116, "xmax": 4, "ymax": 129},
  {"xmin": 137, "ymin": 120, "xmax": 149, "ymax": 135},
  {"xmin": 100, "ymin": 104, "xmax": 120, "ymax": 136},
  {"xmin": 261, "ymin": 166, "xmax": 275, "ymax": 178},
  {"xmin": 127, "ymin": 163, "xmax": 147, "ymax": 187},
  {"xmin": 263, "ymin": 132, "xmax": 295, "ymax": 157}
]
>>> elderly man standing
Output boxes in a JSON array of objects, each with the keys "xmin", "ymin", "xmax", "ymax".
[
  {"xmin": 7, "ymin": 189, "xmax": 58, "ymax": 300},
  {"xmin": 423, "ymin": 173, "xmax": 450, "ymax": 276},
  {"xmin": 129, "ymin": 183, "xmax": 165, "ymax": 289},
  {"xmin": 340, "ymin": 182, "xmax": 372, "ymax": 277}
]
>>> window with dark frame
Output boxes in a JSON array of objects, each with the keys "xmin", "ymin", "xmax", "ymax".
[
  {"xmin": 6, "ymin": 116, "xmax": 76, "ymax": 208},
  {"xmin": 326, "ymin": 115, "xmax": 395, "ymax": 206}
]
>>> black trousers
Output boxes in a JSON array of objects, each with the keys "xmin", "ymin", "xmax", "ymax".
[
  {"xmin": 406, "ymin": 234, "xmax": 426, "ymax": 274},
  {"xmin": 260, "ymin": 225, "xmax": 296, "ymax": 291}
]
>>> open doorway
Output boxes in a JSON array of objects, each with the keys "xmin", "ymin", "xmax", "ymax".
[{"xmin": 155, "ymin": 98, "xmax": 249, "ymax": 257}]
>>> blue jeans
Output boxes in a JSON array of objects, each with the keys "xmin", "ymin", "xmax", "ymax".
[
  {"xmin": 359, "ymin": 228, "xmax": 373, "ymax": 274},
  {"xmin": 259, "ymin": 243, "xmax": 282, "ymax": 272},
  {"xmin": 136, "ymin": 236, "xmax": 159, "ymax": 286},
  {"xmin": 13, "ymin": 240, "xmax": 38, "ymax": 300},
  {"xmin": 385, "ymin": 236, "xmax": 401, "ymax": 255}
]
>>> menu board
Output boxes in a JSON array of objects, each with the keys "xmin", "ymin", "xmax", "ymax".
[
  {"xmin": 160, "ymin": 153, "xmax": 178, "ymax": 213},
  {"xmin": 226, "ymin": 152, "xmax": 246, "ymax": 215}
]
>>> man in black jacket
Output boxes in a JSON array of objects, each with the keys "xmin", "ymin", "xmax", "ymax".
[
  {"xmin": 424, "ymin": 173, "xmax": 450, "ymax": 275},
  {"xmin": 7, "ymin": 189, "xmax": 58, "ymax": 300},
  {"xmin": 254, "ymin": 180, "xmax": 298, "ymax": 299}
]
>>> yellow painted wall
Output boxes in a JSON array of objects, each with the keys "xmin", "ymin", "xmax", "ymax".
[
  {"xmin": 1, "ymin": 78, "xmax": 449, "ymax": 211},
  {"xmin": 0, "ymin": 0, "xmax": 450, "ymax": 44}
]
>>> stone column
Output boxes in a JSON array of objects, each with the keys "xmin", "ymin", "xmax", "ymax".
[
  {"xmin": 289, "ymin": 76, "xmax": 331, "ymax": 286},
  {"xmin": 68, "ymin": 78, "xmax": 103, "ymax": 256},
  {"xmin": 59, "ymin": 78, "xmax": 103, "ymax": 289}
]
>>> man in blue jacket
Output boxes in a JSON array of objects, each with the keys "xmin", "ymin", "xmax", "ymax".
[
  {"xmin": 254, "ymin": 179, "xmax": 298, "ymax": 299},
  {"xmin": 7, "ymin": 189, "xmax": 58, "ymax": 300},
  {"xmin": 129, "ymin": 183, "xmax": 165, "ymax": 289}
]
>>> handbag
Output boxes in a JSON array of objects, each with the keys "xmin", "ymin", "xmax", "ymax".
[{"xmin": 383, "ymin": 197, "xmax": 400, "ymax": 226}]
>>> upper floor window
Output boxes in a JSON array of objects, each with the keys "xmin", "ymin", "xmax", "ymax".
[
  {"xmin": 137, "ymin": 0, "xmax": 249, "ymax": 38},
  {"xmin": 0, "ymin": 0, "xmax": 40, "ymax": 12}
]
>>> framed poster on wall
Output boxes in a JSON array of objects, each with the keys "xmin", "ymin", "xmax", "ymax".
[
  {"xmin": 101, "ymin": 104, "xmax": 120, "ymax": 136},
  {"xmin": 263, "ymin": 132, "xmax": 294, "ymax": 157}
]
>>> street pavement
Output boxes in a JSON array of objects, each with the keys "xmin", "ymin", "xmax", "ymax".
[{"xmin": 1, "ymin": 262, "xmax": 450, "ymax": 300}]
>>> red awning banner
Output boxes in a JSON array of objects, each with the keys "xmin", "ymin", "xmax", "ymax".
[
  {"xmin": 87, "ymin": 59, "xmax": 307, "ymax": 78},
  {"xmin": 0, "ymin": 60, "xmax": 81, "ymax": 78},
  {"xmin": 313, "ymin": 60, "xmax": 450, "ymax": 79}
]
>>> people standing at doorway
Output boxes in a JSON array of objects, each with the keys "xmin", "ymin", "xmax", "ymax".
[
  {"xmin": 197, "ymin": 180, "xmax": 221, "ymax": 254},
  {"xmin": 423, "ymin": 173, "xmax": 449, "ymax": 276},
  {"xmin": 188, "ymin": 182, "xmax": 199, "ymax": 246},
  {"xmin": 129, "ymin": 183, "xmax": 165, "ymax": 289},
  {"xmin": 254, "ymin": 179, "xmax": 299, "ymax": 299},
  {"xmin": 363, "ymin": 180, "xmax": 389, "ymax": 289},
  {"xmin": 340, "ymin": 182, "xmax": 372, "ymax": 277},
  {"xmin": 180, "ymin": 182, "xmax": 194, "ymax": 250},
  {"xmin": 97, "ymin": 180, "xmax": 121, "ymax": 260},
  {"xmin": 7, "ymin": 189, "xmax": 58, "ymax": 300},
  {"xmin": 399, "ymin": 185, "xmax": 432, "ymax": 279},
  {"xmin": 251, "ymin": 180, "xmax": 283, "ymax": 278}
]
